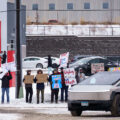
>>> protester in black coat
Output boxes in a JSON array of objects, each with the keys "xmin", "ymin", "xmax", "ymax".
[
  {"xmin": 23, "ymin": 70, "xmax": 33, "ymax": 103},
  {"xmin": 1, "ymin": 70, "xmax": 12, "ymax": 103},
  {"xmin": 48, "ymin": 55, "xmax": 52, "ymax": 67},
  {"xmin": 34, "ymin": 70, "xmax": 45, "ymax": 104},
  {"xmin": 48, "ymin": 69, "xmax": 60, "ymax": 103},
  {"xmin": 2, "ymin": 51, "xmax": 7, "ymax": 64}
]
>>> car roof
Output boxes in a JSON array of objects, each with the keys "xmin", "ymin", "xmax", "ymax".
[{"xmin": 23, "ymin": 56, "xmax": 43, "ymax": 59}]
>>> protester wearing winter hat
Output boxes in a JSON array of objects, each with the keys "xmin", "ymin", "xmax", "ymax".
[
  {"xmin": 34, "ymin": 70, "xmax": 45, "ymax": 104},
  {"xmin": 48, "ymin": 69, "xmax": 60, "ymax": 103},
  {"xmin": 1, "ymin": 70, "xmax": 12, "ymax": 104},
  {"xmin": 23, "ymin": 70, "xmax": 34, "ymax": 103}
]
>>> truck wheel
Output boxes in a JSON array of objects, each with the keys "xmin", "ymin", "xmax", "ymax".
[
  {"xmin": 70, "ymin": 110, "xmax": 82, "ymax": 116},
  {"xmin": 111, "ymin": 94, "xmax": 120, "ymax": 116}
]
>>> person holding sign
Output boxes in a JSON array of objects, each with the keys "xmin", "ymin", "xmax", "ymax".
[
  {"xmin": 79, "ymin": 68, "xmax": 85, "ymax": 82},
  {"xmin": 34, "ymin": 70, "xmax": 47, "ymax": 104},
  {"xmin": 60, "ymin": 67, "xmax": 68, "ymax": 102},
  {"xmin": 48, "ymin": 69, "xmax": 62, "ymax": 103},
  {"xmin": 1, "ymin": 70, "xmax": 12, "ymax": 104},
  {"xmin": 23, "ymin": 70, "xmax": 34, "ymax": 103}
]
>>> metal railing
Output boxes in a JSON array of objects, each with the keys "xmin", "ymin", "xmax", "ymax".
[{"xmin": 26, "ymin": 25, "xmax": 120, "ymax": 36}]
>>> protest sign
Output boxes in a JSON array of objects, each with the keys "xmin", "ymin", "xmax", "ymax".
[
  {"xmin": 91, "ymin": 63, "xmax": 104, "ymax": 74},
  {"xmin": 59, "ymin": 52, "xmax": 69, "ymax": 68},
  {"xmin": 24, "ymin": 75, "xmax": 34, "ymax": 84},
  {"xmin": 108, "ymin": 67, "xmax": 120, "ymax": 72},
  {"xmin": 52, "ymin": 75, "xmax": 62, "ymax": 89},
  {"xmin": 63, "ymin": 68, "xmax": 77, "ymax": 85},
  {"xmin": 36, "ymin": 74, "xmax": 48, "ymax": 83}
]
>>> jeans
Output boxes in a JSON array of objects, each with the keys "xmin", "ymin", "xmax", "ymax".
[
  {"xmin": 61, "ymin": 86, "xmax": 68, "ymax": 101},
  {"xmin": 37, "ymin": 89, "xmax": 44, "ymax": 103},
  {"xmin": 2, "ymin": 88, "xmax": 9, "ymax": 103}
]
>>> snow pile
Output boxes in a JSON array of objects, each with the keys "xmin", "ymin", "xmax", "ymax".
[
  {"xmin": 0, "ymin": 114, "xmax": 21, "ymax": 120},
  {"xmin": 26, "ymin": 25, "xmax": 120, "ymax": 36}
]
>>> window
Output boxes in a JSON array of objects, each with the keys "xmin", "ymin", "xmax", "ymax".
[
  {"xmin": 89, "ymin": 59, "xmax": 99, "ymax": 64},
  {"xmin": 32, "ymin": 4, "xmax": 38, "ymax": 10},
  {"xmin": 24, "ymin": 58, "xmax": 31, "ymax": 61},
  {"xmin": 103, "ymin": 3, "xmax": 109, "ymax": 9},
  {"xmin": 49, "ymin": 3, "xmax": 55, "ymax": 10},
  {"xmin": 30, "ymin": 58, "xmax": 40, "ymax": 61},
  {"xmin": 67, "ymin": 3, "xmax": 73, "ymax": 10},
  {"xmin": 84, "ymin": 3, "xmax": 90, "ymax": 9}
]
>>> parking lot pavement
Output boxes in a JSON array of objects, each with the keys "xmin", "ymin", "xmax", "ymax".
[{"xmin": 0, "ymin": 107, "xmax": 120, "ymax": 120}]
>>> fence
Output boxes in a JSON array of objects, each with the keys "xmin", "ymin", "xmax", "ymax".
[{"xmin": 26, "ymin": 25, "xmax": 120, "ymax": 36}]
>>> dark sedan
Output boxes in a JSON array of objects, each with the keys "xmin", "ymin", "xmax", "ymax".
[{"xmin": 69, "ymin": 56, "xmax": 117, "ymax": 76}]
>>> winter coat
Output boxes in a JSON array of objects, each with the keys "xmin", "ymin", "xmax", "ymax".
[
  {"xmin": 1, "ymin": 71, "xmax": 12, "ymax": 88},
  {"xmin": 34, "ymin": 77, "xmax": 44, "ymax": 90},
  {"xmin": 2, "ymin": 53, "xmax": 7, "ymax": 64},
  {"xmin": 60, "ymin": 72, "xmax": 67, "ymax": 87},
  {"xmin": 48, "ymin": 56, "xmax": 52, "ymax": 67}
]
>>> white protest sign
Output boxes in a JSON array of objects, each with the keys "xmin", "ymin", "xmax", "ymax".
[
  {"xmin": 59, "ymin": 52, "xmax": 69, "ymax": 68},
  {"xmin": 91, "ymin": 63, "xmax": 104, "ymax": 74},
  {"xmin": 0, "ymin": 67, "xmax": 8, "ymax": 79},
  {"xmin": 63, "ymin": 68, "xmax": 77, "ymax": 85},
  {"xmin": 1, "ymin": 62, "xmax": 16, "ymax": 72}
]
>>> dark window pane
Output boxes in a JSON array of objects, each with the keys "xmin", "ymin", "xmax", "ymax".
[
  {"xmin": 32, "ymin": 4, "xmax": 38, "ymax": 10},
  {"xmin": 103, "ymin": 3, "xmax": 109, "ymax": 9},
  {"xmin": 49, "ymin": 3, "xmax": 55, "ymax": 10},
  {"xmin": 67, "ymin": 3, "xmax": 73, "ymax": 10},
  {"xmin": 84, "ymin": 3, "xmax": 90, "ymax": 9}
]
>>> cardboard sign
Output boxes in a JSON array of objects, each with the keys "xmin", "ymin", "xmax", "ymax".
[
  {"xmin": 109, "ymin": 67, "xmax": 120, "ymax": 72},
  {"xmin": 36, "ymin": 74, "xmax": 48, "ymax": 83},
  {"xmin": 59, "ymin": 52, "xmax": 69, "ymax": 68},
  {"xmin": 52, "ymin": 75, "xmax": 62, "ymax": 89},
  {"xmin": 63, "ymin": 68, "xmax": 77, "ymax": 85},
  {"xmin": 91, "ymin": 63, "xmax": 104, "ymax": 74},
  {"xmin": 24, "ymin": 75, "xmax": 34, "ymax": 84}
]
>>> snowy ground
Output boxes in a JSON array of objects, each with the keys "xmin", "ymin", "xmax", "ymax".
[
  {"xmin": 0, "ymin": 69, "xmax": 120, "ymax": 120},
  {"xmin": 26, "ymin": 25, "xmax": 120, "ymax": 36}
]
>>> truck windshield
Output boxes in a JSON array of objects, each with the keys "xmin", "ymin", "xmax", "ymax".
[{"xmin": 79, "ymin": 72, "xmax": 120, "ymax": 85}]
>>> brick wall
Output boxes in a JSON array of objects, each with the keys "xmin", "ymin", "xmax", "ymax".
[{"xmin": 26, "ymin": 36, "xmax": 120, "ymax": 58}]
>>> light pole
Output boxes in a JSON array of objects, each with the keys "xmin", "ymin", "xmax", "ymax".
[{"xmin": 16, "ymin": 0, "xmax": 22, "ymax": 98}]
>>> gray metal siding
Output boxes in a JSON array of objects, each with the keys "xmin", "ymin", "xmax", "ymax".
[{"xmin": 22, "ymin": 0, "xmax": 120, "ymax": 24}]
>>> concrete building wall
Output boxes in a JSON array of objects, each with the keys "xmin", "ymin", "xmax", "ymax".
[
  {"xmin": 0, "ymin": 0, "xmax": 7, "ymax": 51},
  {"xmin": 21, "ymin": 0, "xmax": 120, "ymax": 24}
]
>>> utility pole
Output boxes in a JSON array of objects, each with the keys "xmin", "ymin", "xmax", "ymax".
[{"xmin": 16, "ymin": 0, "xmax": 22, "ymax": 98}]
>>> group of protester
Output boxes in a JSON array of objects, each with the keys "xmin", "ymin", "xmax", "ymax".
[
  {"xmin": 23, "ymin": 68, "xmax": 69, "ymax": 104},
  {"xmin": 0, "ymin": 54, "xmax": 85, "ymax": 104},
  {"xmin": 23, "ymin": 67, "xmax": 85, "ymax": 104}
]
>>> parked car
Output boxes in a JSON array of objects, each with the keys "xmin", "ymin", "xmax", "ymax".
[
  {"xmin": 43, "ymin": 57, "xmax": 60, "ymax": 68},
  {"xmin": 68, "ymin": 71, "xmax": 120, "ymax": 117},
  {"xmin": 69, "ymin": 56, "xmax": 117, "ymax": 76},
  {"xmin": 71, "ymin": 55, "xmax": 93, "ymax": 63},
  {"xmin": 22, "ymin": 57, "xmax": 47, "ymax": 69}
]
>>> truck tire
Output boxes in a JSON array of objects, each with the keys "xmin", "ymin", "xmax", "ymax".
[
  {"xmin": 70, "ymin": 110, "xmax": 82, "ymax": 116},
  {"xmin": 111, "ymin": 94, "xmax": 120, "ymax": 116}
]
